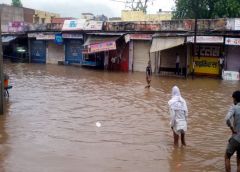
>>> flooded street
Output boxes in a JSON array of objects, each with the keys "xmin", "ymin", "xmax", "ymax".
[{"xmin": 0, "ymin": 62, "xmax": 239, "ymax": 172}]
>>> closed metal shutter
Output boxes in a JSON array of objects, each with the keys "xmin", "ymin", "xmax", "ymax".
[
  {"xmin": 47, "ymin": 41, "xmax": 64, "ymax": 64},
  {"xmin": 65, "ymin": 39, "xmax": 83, "ymax": 64},
  {"xmin": 30, "ymin": 40, "xmax": 46, "ymax": 64},
  {"xmin": 227, "ymin": 46, "xmax": 240, "ymax": 72},
  {"xmin": 133, "ymin": 41, "xmax": 151, "ymax": 72}
]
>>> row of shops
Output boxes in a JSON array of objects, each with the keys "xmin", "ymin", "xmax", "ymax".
[{"xmin": 2, "ymin": 32, "xmax": 240, "ymax": 79}]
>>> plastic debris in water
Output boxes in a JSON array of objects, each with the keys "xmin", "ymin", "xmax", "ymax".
[{"xmin": 96, "ymin": 122, "xmax": 101, "ymax": 128}]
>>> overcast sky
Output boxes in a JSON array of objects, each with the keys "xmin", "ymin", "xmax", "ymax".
[{"xmin": 2, "ymin": 0, "xmax": 175, "ymax": 17}]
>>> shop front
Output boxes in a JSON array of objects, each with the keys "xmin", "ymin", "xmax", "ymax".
[
  {"xmin": 63, "ymin": 33, "xmax": 84, "ymax": 64},
  {"xmin": 125, "ymin": 34, "xmax": 153, "ymax": 72},
  {"xmin": 225, "ymin": 37, "xmax": 240, "ymax": 72},
  {"xmin": 150, "ymin": 36, "xmax": 187, "ymax": 76},
  {"xmin": 47, "ymin": 40, "xmax": 65, "ymax": 64},
  {"xmin": 2, "ymin": 35, "xmax": 28, "ymax": 62},
  {"xmin": 221, "ymin": 37, "xmax": 240, "ymax": 80},
  {"xmin": 187, "ymin": 36, "xmax": 224, "ymax": 76},
  {"xmin": 64, "ymin": 33, "xmax": 84, "ymax": 64},
  {"xmin": 30, "ymin": 40, "xmax": 46, "ymax": 64},
  {"xmin": 28, "ymin": 32, "xmax": 63, "ymax": 64},
  {"xmin": 61, "ymin": 19, "xmax": 103, "ymax": 65},
  {"xmin": 82, "ymin": 34, "xmax": 129, "ymax": 71}
]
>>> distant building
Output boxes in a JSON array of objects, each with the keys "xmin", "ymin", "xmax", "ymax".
[
  {"xmin": 108, "ymin": 17, "xmax": 122, "ymax": 22},
  {"xmin": 0, "ymin": 4, "xmax": 60, "ymax": 32},
  {"xmin": 121, "ymin": 10, "xmax": 172, "ymax": 22},
  {"xmin": 81, "ymin": 13, "xmax": 95, "ymax": 20},
  {"xmin": 48, "ymin": 17, "xmax": 75, "ymax": 30},
  {"xmin": 95, "ymin": 15, "xmax": 108, "ymax": 22},
  {"xmin": 1, "ymin": 4, "xmax": 24, "ymax": 32},
  {"xmin": 33, "ymin": 10, "xmax": 60, "ymax": 24}
]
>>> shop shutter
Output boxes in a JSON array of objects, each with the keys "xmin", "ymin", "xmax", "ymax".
[
  {"xmin": 30, "ymin": 40, "xmax": 46, "ymax": 64},
  {"xmin": 133, "ymin": 41, "xmax": 151, "ymax": 72}
]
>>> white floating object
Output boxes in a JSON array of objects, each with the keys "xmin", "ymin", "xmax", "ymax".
[{"xmin": 96, "ymin": 122, "xmax": 101, "ymax": 128}]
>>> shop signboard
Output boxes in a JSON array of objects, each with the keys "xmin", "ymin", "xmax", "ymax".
[
  {"xmin": 55, "ymin": 34, "xmax": 63, "ymax": 45},
  {"xmin": 194, "ymin": 57, "xmax": 219, "ymax": 75},
  {"xmin": 62, "ymin": 19, "xmax": 86, "ymax": 31},
  {"xmin": 223, "ymin": 71, "xmax": 240, "ymax": 80},
  {"xmin": 187, "ymin": 36, "xmax": 224, "ymax": 43},
  {"xmin": 235, "ymin": 18, "xmax": 240, "ymax": 30},
  {"xmin": 8, "ymin": 21, "xmax": 26, "ymax": 32},
  {"xmin": 36, "ymin": 34, "xmax": 55, "ymax": 40},
  {"xmin": 226, "ymin": 37, "xmax": 240, "ymax": 46},
  {"xmin": 62, "ymin": 33, "xmax": 83, "ymax": 39},
  {"xmin": 194, "ymin": 45, "xmax": 220, "ymax": 57},
  {"xmin": 84, "ymin": 21, "xmax": 103, "ymax": 30},
  {"xmin": 88, "ymin": 41, "xmax": 116, "ymax": 53},
  {"xmin": 125, "ymin": 34, "xmax": 152, "ymax": 43},
  {"xmin": 28, "ymin": 33, "xmax": 55, "ymax": 40}
]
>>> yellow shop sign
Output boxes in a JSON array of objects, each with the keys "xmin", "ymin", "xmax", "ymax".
[{"xmin": 194, "ymin": 57, "xmax": 219, "ymax": 75}]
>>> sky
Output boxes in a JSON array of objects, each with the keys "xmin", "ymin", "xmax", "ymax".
[{"xmin": 2, "ymin": 0, "xmax": 175, "ymax": 18}]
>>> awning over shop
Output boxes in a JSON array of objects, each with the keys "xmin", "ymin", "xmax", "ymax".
[
  {"xmin": 150, "ymin": 37, "xmax": 185, "ymax": 53},
  {"xmin": 84, "ymin": 36, "xmax": 120, "ymax": 53},
  {"xmin": 2, "ymin": 36, "xmax": 17, "ymax": 43}
]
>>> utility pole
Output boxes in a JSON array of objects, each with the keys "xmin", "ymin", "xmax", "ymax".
[
  {"xmin": 192, "ymin": 0, "xmax": 199, "ymax": 79},
  {"xmin": 0, "ymin": 5, "xmax": 4, "ymax": 115}
]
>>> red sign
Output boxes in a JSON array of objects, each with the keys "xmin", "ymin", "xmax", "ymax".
[
  {"xmin": 125, "ymin": 34, "xmax": 152, "ymax": 43},
  {"xmin": 88, "ymin": 41, "xmax": 116, "ymax": 53},
  {"xmin": 8, "ymin": 21, "xmax": 26, "ymax": 32}
]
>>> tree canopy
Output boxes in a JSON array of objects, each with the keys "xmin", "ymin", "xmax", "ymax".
[
  {"xmin": 12, "ymin": 0, "xmax": 23, "ymax": 7},
  {"xmin": 173, "ymin": 0, "xmax": 240, "ymax": 19}
]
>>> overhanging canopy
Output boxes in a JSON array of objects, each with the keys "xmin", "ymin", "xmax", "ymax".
[
  {"xmin": 2, "ymin": 36, "xmax": 17, "ymax": 43},
  {"xmin": 84, "ymin": 36, "xmax": 120, "ymax": 53},
  {"xmin": 84, "ymin": 36, "xmax": 120, "ymax": 46},
  {"xmin": 150, "ymin": 37, "xmax": 185, "ymax": 53}
]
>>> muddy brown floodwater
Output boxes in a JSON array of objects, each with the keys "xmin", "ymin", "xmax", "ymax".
[{"xmin": 0, "ymin": 62, "xmax": 239, "ymax": 172}]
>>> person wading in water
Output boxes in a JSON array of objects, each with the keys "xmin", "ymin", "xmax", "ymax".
[
  {"xmin": 145, "ymin": 60, "xmax": 152, "ymax": 88},
  {"xmin": 168, "ymin": 86, "xmax": 188, "ymax": 147},
  {"xmin": 225, "ymin": 90, "xmax": 240, "ymax": 172}
]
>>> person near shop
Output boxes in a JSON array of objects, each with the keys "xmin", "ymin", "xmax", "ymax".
[
  {"xmin": 145, "ymin": 60, "xmax": 152, "ymax": 88},
  {"xmin": 168, "ymin": 86, "xmax": 188, "ymax": 146},
  {"xmin": 219, "ymin": 52, "xmax": 225, "ymax": 79},
  {"xmin": 175, "ymin": 53, "xmax": 180, "ymax": 75},
  {"xmin": 225, "ymin": 90, "xmax": 240, "ymax": 172},
  {"xmin": 192, "ymin": 60, "xmax": 196, "ymax": 80},
  {"xmin": 3, "ymin": 73, "xmax": 12, "ymax": 97}
]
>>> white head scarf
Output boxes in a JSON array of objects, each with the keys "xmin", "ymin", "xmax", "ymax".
[{"xmin": 168, "ymin": 86, "xmax": 188, "ymax": 112}]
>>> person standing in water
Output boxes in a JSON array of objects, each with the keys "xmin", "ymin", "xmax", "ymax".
[
  {"xmin": 145, "ymin": 60, "xmax": 152, "ymax": 88},
  {"xmin": 225, "ymin": 90, "xmax": 240, "ymax": 172},
  {"xmin": 175, "ymin": 53, "xmax": 180, "ymax": 75},
  {"xmin": 168, "ymin": 86, "xmax": 188, "ymax": 146}
]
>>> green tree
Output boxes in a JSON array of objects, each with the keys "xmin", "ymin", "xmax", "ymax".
[
  {"xmin": 173, "ymin": 0, "xmax": 240, "ymax": 19},
  {"xmin": 11, "ymin": 0, "xmax": 23, "ymax": 7}
]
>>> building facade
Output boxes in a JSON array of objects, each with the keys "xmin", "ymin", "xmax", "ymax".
[
  {"xmin": 33, "ymin": 10, "xmax": 60, "ymax": 24},
  {"xmin": 121, "ymin": 10, "xmax": 172, "ymax": 22}
]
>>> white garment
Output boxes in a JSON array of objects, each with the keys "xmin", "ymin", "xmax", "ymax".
[
  {"xmin": 176, "ymin": 55, "xmax": 180, "ymax": 63},
  {"xmin": 168, "ymin": 86, "xmax": 188, "ymax": 135}
]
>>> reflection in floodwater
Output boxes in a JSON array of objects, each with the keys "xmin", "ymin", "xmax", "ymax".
[{"xmin": 0, "ymin": 63, "xmax": 240, "ymax": 172}]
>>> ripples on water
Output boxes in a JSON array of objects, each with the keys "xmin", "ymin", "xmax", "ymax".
[{"xmin": 0, "ymin": 63, "xmax": 239, "ymax": 172}]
